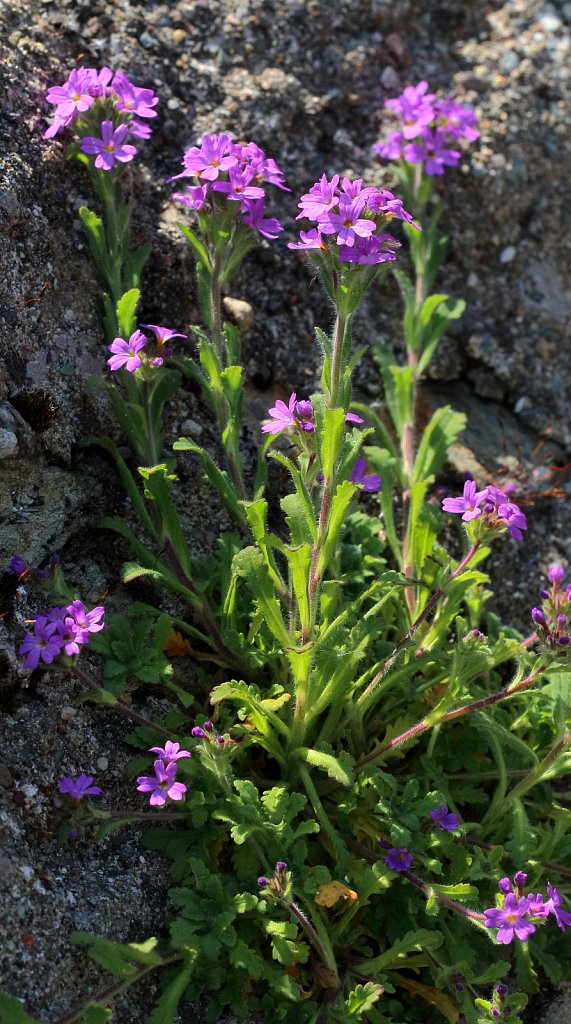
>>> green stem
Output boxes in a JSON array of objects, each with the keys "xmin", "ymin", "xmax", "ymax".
[
  {"xmin": 142, "ymin": 377, "xmax": 159, "ymax": 465},
  {"xmin": 287, "ymin": 899, "xmax": 339, "ymax": 982},
  {"xmin": 210, "ymin": 249, "xmax": 224, "ymax": 360},
  {"xmin": 71, "ymin": 666, "xmax": 172, "ymax": 737},
  {"xmin": 358, "ymin": 542, "xmax": 481, "ymax": 711},
  {"xmin": 329, "ymin": 311, "xmax": 347, "ymax": 408},
  {"xmin": 53, "ymin": 954, "xmax": 182, "ymax": 1024},
  {"xmin": 300, "ymin": 766, "xmax": 344, "ymax": 870},
  {"xmin": 356, "ymin": 661, "xmax": 548, "ymax": 772},
  {"xmin": 485, "ymin": 731, "xmax": 571, "ymax": 825}
]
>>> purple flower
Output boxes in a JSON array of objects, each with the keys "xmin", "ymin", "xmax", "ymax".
[
  {"xmin": 385, "ymin": 81, "xmax": 436, "ymax": 139},
  {"xmin": 548, "ymin": 564, "xmax": 566, "ymax": 585},
  {"xmin": 320, "ymin": 196, "xmax": 376, "ymax": 248},
  {"xmin": 497, "ymin": 502, "xmax": 527, "ymax": 542},
  {"xmin": 191, "ymin": 726, "xmax": 206, "ymax": 738},
  {"xmin": 297, "ymin": 174, "xmax": 340, "ymax": 220},
  {"xmin": 136, "ymin": 759, "xmax": 187, "ymax": 807},
  {"xmin": 172, "ymin": 184, "xmax": 209, "ymax": 211},
  {"xmin": 531, "ymin": 607, "xmax": 547, "ymax": 627},
  {"xmin": 288, "ymin": 228, "xmax": 327, "ymax": 251},
  {"xmin": 107, "ymin": 330, "xmax": 147, "ymax": 372},
  {"xmin": 211, "ymin": 164, "xmax": 265, "ymax": 202},
  {"xmin": 384, "ymin": 847, "xmax": 413, "ymax": 872},
  {"xmin": 436, "ymin": 98, "xmax": 480, "ymax": 141},
  {"xmin": 404, "ymin": 127, "xmax": 461, "ymax": 176},
  {"xmin": 111, "ymin": 72, "xmax": 158, "ymax": 119},
  {"xmin": 149, "ymin": 741, "xmax": 191, "ymax": 763},
  {"xmin": 128, "ymin": 120, "xmax": 153, "ymax": 140},
  {"xmin": 526, "ymin": 893, "xmax": 550, "ymax": 918},
  {"xmin": 46, "ymin": 68, "xmax": 95, "ymax": 120},
  {"xmin": 262, "ymin": 393, "xmax": 298, "ymax": 435},
  {"xmin": 430, "ymin": 805, "xmax": 459, "ymax": 831},
  {"xmin": 442, "ymin": 479, "xmax": 488, "ymax": 521},
  {"xmin": 80, "ymin": 121, "xmax": 137, "ymax": 171},
  {"xmin": 19, "ymin": 617, "xmax": 63, "ymax": 670},
  {"xmin": 484, "ymin": 893, "xmax": 536, "ymax": 944},
  {"xmin": 339, "ymin": 234, "xmax": 398, "ymax": 265},
  {"xmin": 65, "ymin": 600, "xmax": 105, "ymax": 638},
  {"xmin": 172, "ymin": 132, "xmax": 238, "ymax": 182},
  {"xmin": 55, "ymin": 620, "xmax": 82, "ymax": 657},
  {"xmin": 59, "ymin": 774, "xmax": 102, "ymax": 799},
  {"xmin": 546, "ymin": 882, "xmax": 571, "ymax": 931},
  {"xmin": 345, "ymin": 412, "xmax": 364, "ymax": 425},
  {"xmin": 139, "ymin": 324, "xmax": 188, "ymax": 347},
  {"xmin": 498, "ymin": 877, "xmax": 513, "ymax": 894},
  {"xmin": 349, "ymin": 459, "xmax": 381, "ymax": 493},
  {"xmin": 368, "ymin": 189, "xmax": 419, "ymax": 228},
  {"xmin": 8, "ymin": 555, "xmax": 28, "ymax": 575},
  {"xmin": 372, "ymin": 131, "xmax": 404, "ymax": 161},
  {"xmin": 242, "ymin": 198, "xmax": 283, "ymax": 239}
]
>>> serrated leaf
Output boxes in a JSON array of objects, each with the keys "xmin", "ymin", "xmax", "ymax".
[
  {"xmin": 295, "ymin": 746, "xmax": 353, "ymax": 786},
  {"xmin": 344, "ymin": 982, "xmax": 384, "ymax": 1016}
]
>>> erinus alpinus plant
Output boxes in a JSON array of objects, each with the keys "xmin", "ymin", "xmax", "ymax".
[{"xmin": 2, "ymin": 67, "xmax": 571, "ymax": 1024}]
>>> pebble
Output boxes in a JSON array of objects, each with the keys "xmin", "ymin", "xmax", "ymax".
[
  {"xmin": 0, "ymin": 428, "xmax": 18, "ymax": 458},
  {"xmin": 499, "ymin": 51, "xmax": 519, "ymax": 72},
  {"xmin": 139, "ymin": 31, "xmax": 157, "ymax": 49},
  {"xmin": 96, "ymin": 756, "xmax": 109, "ymax": 771},
  {"xmin": 500, "ymin": 245, "xmax": 517, "ymax": 263},
  {"xmin": 172, "ymin": 28, "xmax": 186, "ymax": 45},
  {"xmin": 223, "ymin": 296, "xmax": 254, "ymax": 330},
  {"xmin": 180, "ymin": 418, "xmax": 203, "ymax": 438},
  {"xmin": 467, "ymin": 272, "xmax": 480, "ymax": 288},
  {"xmin": 60, "ymin": 706, "xmax": 78, "ymax": 721},
  {"xmin": 514, "ymin": 395, "xmax": 532, "ymax": 413}
]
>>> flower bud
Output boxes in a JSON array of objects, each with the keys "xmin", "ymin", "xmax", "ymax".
[
  {"xmin": 531, "ymin": 607, "xmax": 546, "ymax": 626},
  {"xmin": 548, "ymin": 565, "xmax": 565, "ymax": 584}
]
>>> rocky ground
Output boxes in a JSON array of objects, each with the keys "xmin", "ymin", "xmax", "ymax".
[{"xmin": 1, "ymin": 0, "xmax": 570, "ymax": 1021}]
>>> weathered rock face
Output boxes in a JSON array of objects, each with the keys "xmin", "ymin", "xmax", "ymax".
[{"xmin": 1, "ymin": 0, "xmax": 570, "ymax": 1021}]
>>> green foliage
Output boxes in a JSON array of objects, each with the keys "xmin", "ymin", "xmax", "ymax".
[{"xmin": 90, "ymin": 606, "xmax": 174, "ymax": 696}]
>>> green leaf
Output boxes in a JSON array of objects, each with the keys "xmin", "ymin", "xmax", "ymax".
[
  {"xmin": 320, "ymin": 408, "xmax": 346, "ymax": 479},
  {"xmin": 412, "ymin": 406, "xmax": 466, "ymax": 484},
  {"xmin": 80, "ymin": 1008, "xmax": 114, "ymax": 1024},
  {"xmin": 124, "ymin": 242, "xmax": 151, "ymax": 291},
  {"xmin": 78, "ymin": 206, "xmax": 107, "ymax": 277},
  {"xmin": 232, "ymin": 547, "xmax": 291, "ymax": 646},
  {"xmin": 0, "ymin": 993, "xmax": 42, "ymax": 1024},
  {"xmin": 472, "ymin": 962, "xmax": 512, "ymax": 986},
  {"xmin": 430, "ymin": 882, "xmax": 479, "ymax": 900},
  {"xmin": 116, "ymin": 288, "xmax": 141, "ymax": 338},
  {"xmin": 70, "ymin": 933, "xmax": 162, "ymax": 977},
  {"xmin": 145, "ymin": 957, "xmax": 197, "ymax": 1024},
  {"xmin": 317, "ymin": 480, "xmax": 357, "ymax": 577},
  {"xmin": 178, "ymin": 223, "xmax": 213, "ymax": 272},
  {"xmin": 173, "ymin": 437, "xmax": 244, "ymax": 524},
  {"xmin": 344, "ymin": 982, "xmax": 384, "ymax": 1017},
  {"xmin": 269, "ymin": 452, "xmax": 318, "ymax": 542},
  {"xmin": 295, "ymin": 746, "xmax": 354, "ymax": 786},
  {"xmin": 87, "ymin": 435, "xmax": 159, "ymax": 541},
  {"xmin": 362, "ymin": 929, "xmax": 443, "ymax": 973},
  {"xmin": 417, "ymin": 298, "xmax": 466, "ymax": 376}
]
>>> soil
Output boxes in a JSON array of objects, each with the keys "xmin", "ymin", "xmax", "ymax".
[{"xmin": 1, "ymin": 0, "xmax": 570, "ymax": 1021}]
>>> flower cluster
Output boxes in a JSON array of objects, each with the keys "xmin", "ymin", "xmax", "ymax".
[
  {"xmin": 380, "ymin": 805, "xmax": 459, "ymax": 873},
  {"xmin": 257, "ymin": 861, "xmax": 292, "ymax": 901},
  {"xmin": 59, "ymin": 774, "xmax": 102, "ymax": 799},
  {"xmin": 373, "ymin": 81, "xmax": 479, "ymax": 175},
  {"xmin": 136, "ymin": 741, "xmax": 191, "ymax": 807},
  {"xmin": 169, "ymin": 133, "xmax": 287, "ymax": 240},
  {"xmin": 484, "ymin": 872, "xmax": 571, "ymax": 944},
  {"xmin": 44, "ymin": 67, "xmax": 158, "ymax": 168},
  {"xmin": 289, "ymin": 174, "xmax": 418, "ymax": 265},
  {"xmin": 107, "ymin": 324, "xmax": 187, "ymax": 373},
  {"xmin": 8, "ymin": 551, "xmax": 61, "ymax": 582},
  {"xmin": 442, "ymin": 480, "xmax": 528, "ymax": 541},
  {"xmin": 261, "ymin": 391, "xmax": 364, "ymax": 437},
  {"xmin": 19, "ymin": 600, "xmax": 105, "ymax": 670}
]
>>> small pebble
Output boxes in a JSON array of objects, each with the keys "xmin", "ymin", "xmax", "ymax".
[
  {"xmin": 61, "ymin": 706, "xmax": 78, "ymax": 721},
  {"xmin": 97, "ymin": 756, "xmax": 109, "ymax": 771},
  {"xmin": 180, "ymin": 418, "xmax": 203, "ymax": 438},
  {"xmin": 514, "ymin": 395, "xmax": 532, "ymax": 414},
  {"xmin": 500, "ymin": 245, "xmax": 517, "ymax": 264},
  {"xmin": 467, "ymin": 272, "xmax": 480, "ymax": 288}
]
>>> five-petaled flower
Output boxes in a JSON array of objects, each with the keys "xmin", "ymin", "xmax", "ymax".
[
  {"xmin": 384, "ymin": 847, "xmax": 413, "ymax": 872},
  {"xmin": 136, "ymin": 759, "xmax": 187, "ymax": 807},
  {"xmin": 59, "ymin": 774, "xmax": 102, "ymax": 799},
  {"xmin": 149, "ymin": 741, "xmax": 191, "ymax": 764},
  {"xmin": 107, "ymin": 330, "xmax": 147, "ymax": 372},
  {"xmin": 484, "ymin": 893, "xmax": 536, "ymax": 944},
  {"xmin": 430, "ymin": 805, "xmax": 459, "ymax": 831},
  {"xmin": 80, "ymin": 120, "xmax": 137, "ymax": 171}
]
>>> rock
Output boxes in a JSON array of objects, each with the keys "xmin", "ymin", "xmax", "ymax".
[
  {"xmin": 500, "ymin": 245, "xmax": 517, "ymax": 263},
  {"xmin": 223, "ymin": 296, "xmax": 254, "ymax": 330},
  {"xmin": 180, "ymin": 417, "xmax": 203, "ymax": 438},
  {"xmin": 0, "ymin": 428, "xmax": 18, "ymax": 458}
]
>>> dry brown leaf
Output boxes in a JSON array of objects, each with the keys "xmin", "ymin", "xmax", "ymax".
[
  {"xmin": 315, "ymin": 880, "xmax": 358, "ymax": 908},
  {"xmin": 396, "ymin": 976, "xmax": 460, "ymax": 1024}
]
